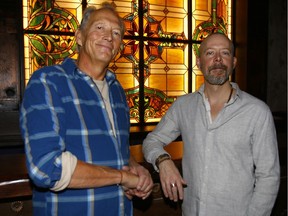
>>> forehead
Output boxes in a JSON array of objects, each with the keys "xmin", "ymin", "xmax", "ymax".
[
  {"xmin": 89, "ymin": 9, "xmax": 121, "ymax": 27},
  {"xmin": 203, "ymin": 34, "xmax": 231, "ymax": 50}
]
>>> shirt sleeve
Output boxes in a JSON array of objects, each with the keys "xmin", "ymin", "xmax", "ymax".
[
  {"xmin": 143, "ymin": 101, "xmax": 181, "ymax": 171},
  {"xmin": 20, "ymin": 70, "xmax": 67, "ymax": 188},
  {"xmin": 51, "ymin": 151, "xmax": 77, "ymax": 191},
  {"xmin": 247, "ymin": 106, "xmax": 280, "ymax": 215}
]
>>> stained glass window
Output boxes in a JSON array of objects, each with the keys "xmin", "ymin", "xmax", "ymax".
[{"xmin": 23, "ymin": 0, "xmax": 232, "ymax": 124}]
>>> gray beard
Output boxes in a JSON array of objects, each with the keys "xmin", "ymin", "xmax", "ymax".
[{"xmin": 204, "ymin": 72, "xmax": 229, "ymax": 85}]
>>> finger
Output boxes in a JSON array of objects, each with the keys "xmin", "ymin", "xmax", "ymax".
[
  {"xmin": 171, "ymin": 182, "xmax": 179, "ymax": 201},
  {"xmin": 171, "ymin": 186, "xmax": 178, "ymax": 202},
  {"xmin": 136, "ymin": 176, "xmax": 145, "ymax": 191},
  {"xmin": 166, "ymin": 182, "xmax": 175, "ymax": 200},
  {"xmin": 160, "ymin": 180, "xmax": 169, "ymax": 198},
  {"xmin": 141, "ymin": 178, "xmax": 153, "ymax": 193},
  {"xmin": 177, "ymin": 183, "xmax": 184, "ymax": 200},
  {"xmin": 137, "ymin": 174, "xmax": 153, "ymax": 192}
]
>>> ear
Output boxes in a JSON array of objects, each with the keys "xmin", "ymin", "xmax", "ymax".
[
  {"xmin": 75, "ymin": 29, "xmax": 83, "ymax": 46},
  {"xmin": 233, "ymin": 57, "xmax": 237, "ymax": 69}
]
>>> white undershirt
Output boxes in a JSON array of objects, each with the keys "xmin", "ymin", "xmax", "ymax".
[{"xmin": 94, "ymin": 79, "xmax": 116, "ymax": 136}]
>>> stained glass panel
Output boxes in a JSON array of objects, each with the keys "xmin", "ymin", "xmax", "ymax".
[
  {"xmin": 23, "ymin": 0, "xmax": 81, "ymax": 84},
  {"xmin": 23, "ymin": 0, "xmax": 232, "ymax": 124}
]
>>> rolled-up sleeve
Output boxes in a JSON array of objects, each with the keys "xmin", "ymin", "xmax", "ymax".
[{"xmin": 20, "ymin": 71, "xmax": 66, "ymax": 188}]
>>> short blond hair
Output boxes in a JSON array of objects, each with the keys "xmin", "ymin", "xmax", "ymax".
[{"xmin": 78, "ymin": 2, "xmax": 125, "ymax": 39}]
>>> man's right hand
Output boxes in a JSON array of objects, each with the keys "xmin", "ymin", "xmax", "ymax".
[{"xmin": 158, "ymin": 159, "xmax": 187, "ymax": 202}]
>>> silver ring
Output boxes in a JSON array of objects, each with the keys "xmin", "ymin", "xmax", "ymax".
[{"xmin": 171, "ymin": 183, "xmax": 175, "ymax": 187}]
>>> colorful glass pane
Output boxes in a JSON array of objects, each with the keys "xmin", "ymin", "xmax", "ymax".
[{"xmin": 23, "ymin": 0, "xmax": 81, "ymax": 84}]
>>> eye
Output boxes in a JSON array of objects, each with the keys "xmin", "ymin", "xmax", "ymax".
[
  {"xmin": 113, "ymin": 30, "xmax": 121, "ymax": 38},
  {"xmin": 206, "ymin": 50, "xmax": 214, "ymax": 56},
  {"xmin": 222, "ymin": 50, "xmax": 231, "ymax": 56}
]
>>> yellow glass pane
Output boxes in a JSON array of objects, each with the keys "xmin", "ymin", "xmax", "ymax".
[
  {"xmin": 116, "ymin": 74, "xmax": 136, "ymax": 89},
  {"xmin": 166, "ymin": 49, "xmax": 184, "ymax": 64},
  {"xmin": 196, "ymin": 75, "xmax": 204, "ymax": 90},
  {"xmin": 147, "ymin": 0, "xmax": 188, "ymax": 38},
  {"xmin": 195, "ymin": 0, "xmax": 209, "ymax": 10},
  {"xmin": 167, "ymin": 75, "xmax": 184, "ymax": 91},
  {"xmin": 149, "ymin": 74, "xmax": 167, "ymax": 90},
  {"xmin": 149, "ymin": 0, "xmax": 166, "ymax": 5},
  {"xmin": 167, "ymin": 18, "xmax": 183, "ymax": 33},
  {"xmin": 148, "ymin": 43, "xmax": 188, "ymax": 98}
]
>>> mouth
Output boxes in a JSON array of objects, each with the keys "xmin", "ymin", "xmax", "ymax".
[
  {"xmin": 100, "ymin": 44, "xmax": 113, "ymax": 51},
  {"xmin": 208, "ymin": 64, "xmax": 227, "ymax": 71},
  {"xmin": 208, "ymin": 64, "xmax": 227, "ymax": 72}
]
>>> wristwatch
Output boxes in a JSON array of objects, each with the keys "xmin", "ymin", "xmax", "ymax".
[{"xmin": 155, "ymin": 153, "xmax": 171, "ymax": 169}]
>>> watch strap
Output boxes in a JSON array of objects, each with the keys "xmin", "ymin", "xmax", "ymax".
[{"xmin": 155, "ymin": 153, "xmax": 171, "ymax": 169}]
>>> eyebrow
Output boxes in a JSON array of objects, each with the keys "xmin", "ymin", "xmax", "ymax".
[{"xmin": 204, "ymin": 47, "xmax": 231, "ymax": 51}]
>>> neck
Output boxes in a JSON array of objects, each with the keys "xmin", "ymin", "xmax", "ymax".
[
  {"xmin": 204, "ymin": 82, "xmax": 233, "ymax": 104},
  {"xmin": 76, "ymin": 55, "xmax": 108, "ymax": 80}
]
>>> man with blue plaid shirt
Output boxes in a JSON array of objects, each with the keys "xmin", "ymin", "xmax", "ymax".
[{"xmin": 20, "ymin": 2, "xmax": 153, "ymax": 216}]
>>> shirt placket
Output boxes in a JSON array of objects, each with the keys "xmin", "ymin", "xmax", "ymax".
[
  {"xmin": 198, "ymin": 96, "xmax": 214, "ymax": 216},
  {"xmin": 199, "ymin": 128, "xmax": 214, "ymax": 216}
]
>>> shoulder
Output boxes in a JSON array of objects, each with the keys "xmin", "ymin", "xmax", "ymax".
[
  {"xmin": 165, "ymin": 92, "xmax": 200, "ymax": 117},
  {"xmin": 239, "ymin": 90, "xmax": 270, "ymax": 112},
  {"xmin": 232, "ymin": 82, "xmax": 270, "ymax": 113},
  {"xmin": 27, "ymin": 58, "xmax": 77, "ymax": 86},
  {"xmin": 172, "ymin": 91, "xmax": 200, "ymax": 107}
]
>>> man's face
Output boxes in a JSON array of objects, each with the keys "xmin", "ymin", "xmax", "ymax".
[
  {"xmin": 196, "ymin": 34, "xmax": 237, "ymax": 85},
  {"xmin": 77, "ymin": 9, "xmax": 122, "ymax": 65}
]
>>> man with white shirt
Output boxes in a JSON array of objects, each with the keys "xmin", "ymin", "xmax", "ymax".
[{"xmin": 143, "ymin": 33, "xmax": 280, "ymax": 216}]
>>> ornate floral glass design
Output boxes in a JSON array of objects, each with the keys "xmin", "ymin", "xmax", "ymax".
[{"xmin": 23, "ymin": 0, "xmax": 232, "ymax": 124}]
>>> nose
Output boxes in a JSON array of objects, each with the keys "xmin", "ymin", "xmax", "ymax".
[
  {"xmin": 103, "ymin": 30, "xmax": 113, "ymax": 42},
  {"xmin": 214, "ymin": 52, "xmax": 222, "ymax": 62}
]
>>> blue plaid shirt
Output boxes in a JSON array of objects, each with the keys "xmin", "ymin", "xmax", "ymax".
[{"xmin": 20, "ymin": 58, "xmax": 132, "ymax": 216}]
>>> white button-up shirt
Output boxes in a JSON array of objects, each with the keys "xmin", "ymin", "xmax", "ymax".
[{"xmin": 143, "ymin": 82, "xmax": 280, "ymax": 216}]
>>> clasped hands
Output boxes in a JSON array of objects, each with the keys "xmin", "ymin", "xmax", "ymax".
[{"xmin": 120, "ymin": 164, "xmax": 153, "ymax": 200}]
